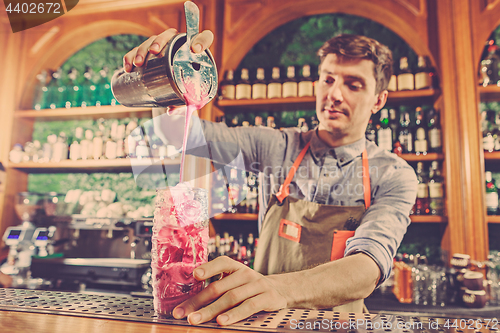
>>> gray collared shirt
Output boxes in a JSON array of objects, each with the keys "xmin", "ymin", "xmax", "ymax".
[{"xmin": 187, "ymin": 118, "xmax": 418, "ymax": 284}]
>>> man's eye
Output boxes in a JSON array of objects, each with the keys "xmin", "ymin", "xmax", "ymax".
[
  {"xmin": 324, "ymin": 78, "xmax": 334, "ymax": 84},
  {"xmin": 350, "ymin": 84, "xmax": 362, "ymax": 90}
]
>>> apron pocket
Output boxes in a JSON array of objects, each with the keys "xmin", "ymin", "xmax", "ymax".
[
  {"xmin": 330, "ymin": 230, "xmax": 355, "ymax": 261},
  {"xmin": 278, "ymin": 219, "xmax": 302, "ymax": 243}
]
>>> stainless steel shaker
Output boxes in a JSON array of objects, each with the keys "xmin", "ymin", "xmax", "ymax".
[{"xmin": 111, "ymin": 1, "xmax": 218, "ymax": 108}]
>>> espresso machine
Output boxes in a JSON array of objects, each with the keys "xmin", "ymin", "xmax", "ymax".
[{"xmin": 0, "ymin": 192, "xmax": 48, "ymax": 287}]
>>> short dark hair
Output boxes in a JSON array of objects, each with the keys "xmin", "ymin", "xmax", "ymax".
[{"xmin": 317, "ymin": 34, "xmax": 393, "ymax": 94}]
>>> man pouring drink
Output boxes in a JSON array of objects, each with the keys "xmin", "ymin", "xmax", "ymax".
[{"xmin": 123, "ymin": 25, "xmax": 417, "ymax": 325}]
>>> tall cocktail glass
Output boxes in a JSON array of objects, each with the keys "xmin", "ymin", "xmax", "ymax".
[{"xmin": 152, "ymin": 185, "xmax": 209, "ymax": 318}]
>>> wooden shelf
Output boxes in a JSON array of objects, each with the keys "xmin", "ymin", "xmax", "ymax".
[
  {"xmin": 8, "ymin": 157, "xmax": 180, "ymax": 174},
  {"xmin": 13, "ymin": 105, "xmax": 152, "ymax": 121},
  {"xmin": 484, "ymin": 151, "xmax": 500, "ymax": 160},
  {"xmin": 487, "ymin": 216, "xmax": 500, "ymax": 224},
  {"xmin": 478, "ymin": 85, "xmax": 500, "ymax": 102},
  {"xmin": 410, "ymin": 215, "xmax": 447, "ymax": 223},
  {"xmin": 216, "ymin": 89, "xmax": 439, "ymax": 111},
  {"xmin": 212, "ymin": 213, "xmax": 258, "ymax": 221},
  {"xmin": 399, "ymin": 153, "xmax": 444, "ymax": 162}
]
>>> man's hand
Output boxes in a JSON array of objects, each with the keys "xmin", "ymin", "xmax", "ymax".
[
  {"xmin": 123, "ymin": 28, "xmax": 214, "ymax": 72},
  {"xmin": 172, "ymin": 256, "xmax": 288, "ymax": 326},
  {"xmin": 0, "ymin": 272, "xmax": 13, "ymax": 288}
]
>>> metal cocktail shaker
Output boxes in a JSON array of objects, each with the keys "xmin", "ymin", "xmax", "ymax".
[{"xmin": 110, "ymin": 2, "xmax": 218, "ymax": 108}]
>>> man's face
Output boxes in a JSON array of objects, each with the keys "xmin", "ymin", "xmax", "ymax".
[{"xmin": 315, "ymin": 53, "xmax": 387, "ymax": 145}]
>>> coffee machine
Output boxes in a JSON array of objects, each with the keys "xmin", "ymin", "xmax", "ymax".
[{"xmin": 0, "ymin": 192, "xmax": 48, "ymax": 287}]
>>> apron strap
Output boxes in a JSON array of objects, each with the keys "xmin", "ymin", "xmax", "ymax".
[
  {"xmin": 276, "ymin": 143, "xmax": 371, "ymax": 210},
  {"xmin": 362, "ymin": 148, "xmax": 371, "ymax": 210},
  {"xmin": 276, "ymin": 142, "xmax": 311, "ymax": 203}
]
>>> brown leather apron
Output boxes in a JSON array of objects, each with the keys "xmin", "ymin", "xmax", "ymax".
[{"xmin": 253, "ymin": 141, "xmax": 371, "ymax": 313}]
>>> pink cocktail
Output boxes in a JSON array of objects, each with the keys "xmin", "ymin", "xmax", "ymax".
[{"xmin": 152, "ymin": 184, "xmax": 209, "ymax": 317}]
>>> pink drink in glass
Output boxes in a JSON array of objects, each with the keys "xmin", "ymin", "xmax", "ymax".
[{"xmin": 152, "ymin": 185, "xmax": 209, "ymax": 317}]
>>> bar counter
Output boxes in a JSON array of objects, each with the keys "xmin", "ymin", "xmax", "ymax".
[{"xmin": 1, "ymin": 288, "xmax": 500, "ymax": 333}]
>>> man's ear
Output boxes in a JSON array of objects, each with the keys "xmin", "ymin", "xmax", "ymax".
[{"xmin": 371, "ymin": 90, "xmax": 388, "ymax": 114}]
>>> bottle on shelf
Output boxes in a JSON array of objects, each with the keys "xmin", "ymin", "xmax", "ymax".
[
  {"xmin": 267, "ymin": 67, "xmax": 282, "ymax": 99},
  {"xmin": 32, "ymin": 70, "xmax": 49, "ymax": 110},
  {"xmin": 251, "ymin": 68, "xmax": 267, "ymax": 99},
  {"xmin": 47, "ymin": 69, "xmax": 62, "ymax": 109},
  {"xmin": 413, "ymin": 162, "xmax": 429, "ymax": 215},
  {"xmin": 397, "ymin": 110, "xmax": 413, "ymax": 154},
  {"xmin": 227, "ymin": 167, "xmax": 241, "ymax": 213},
  {"xmin": 297, "ymin": 118, "xmax": 309, "ymax": 133},
  {"xmin": 298, "ymin": 64, "xmax": 314, "ymax": 97},
  {"xmin": 387, "ymin": 72, "xmax": 397, "ymax": 92},
  {"xmin": 414, "ymin": 56, "xmax": 434, "ymax": 90},
  {"xmin": 427, "ymin": 109, "xmax": 442, "ymax": 153},
  {"xmin": 483, "ymin": 110, "xmax": 496, "ymax": 153},
  {"xmin": 52, "ymin": 132, "xmax": 69, "ymax": 162},
  {"xmin": 235, "ymin": 68, "xmax": 252, "ymax": 100},
  {"xmin": 81, "ymin": 66, "xmax": 97, "ymax": 107},
  {"xmin": 485, "ymin": 171, "xmax": 499, "ymax": 215},
  {"xmin": 66, "ymin": 68, "xmax": 81, "ymax": 109},
  {"xmin": 397, "ymin": 57, "xmax": 414, "ymax": 91},
  {"xmin": 389, "ymin": 108, "xmax": 399, "ymax": 145},
  {"xmin": 92, "ymin": 130, "xmax": 104, "ymax": 160},
  {"xmin": 69, "ymin": 127, "xmax": 83, "ymax": 161},
  {"xmin": 414, "ymin": 107, "xmax": 428, "ymax": 155},
  {"xmin": 365, "ymin": 118, "xmax": 377, "ymax": 142},
  {"xmin": 377, "ymin": 108, "xmax": 393, "ymax": 151},
  {"xmin": 479, "ymin": 39, "xmax": 500, "ymax": 87},
  {"xmin": 220, "ymin": 69, "xmax": 236, "ymax": 100},
  {"xmin": 267, "ymin": 116, "xmax": 276, "ymax": 129},
  {"xmin": 80, "ymin": 129, "xmax": 94, "ymax": 160},
  {"xmin": 254, "ymin": 116, "xmax": 263, "ymax": 127},
  {"xmin": 428, "ymin": 161, "xmax": 444, "ymax": 215},
  {"xmin": 310, "ymin": 116, "xmax": 319, "ymax": 130},
  {"xmin": 282, "ymin": 65, "xmax": 298, "ymax": 98}
]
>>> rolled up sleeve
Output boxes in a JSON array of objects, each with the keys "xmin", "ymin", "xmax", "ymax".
[{"xmin": 344, "ymin": 161, "xmax": 418, "ymax": 286}]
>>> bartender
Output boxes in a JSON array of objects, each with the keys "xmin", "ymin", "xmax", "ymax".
[{"xmin": 124, "ymin": 29, "xmax": 417, "ymax": 325}]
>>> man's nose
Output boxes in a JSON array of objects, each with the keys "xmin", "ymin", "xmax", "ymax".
[{"xmin": 327, "ymin": 80, "xmax": 343, "ymax": 104}]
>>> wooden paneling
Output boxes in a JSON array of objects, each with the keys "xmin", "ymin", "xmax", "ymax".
[
  {"xmin": 435, "ymin": 0, "xmax": 488, "ymax": 261},
  {"xmin": 221, "ymin": 0, "xmax": 432, "ymax": 72}
]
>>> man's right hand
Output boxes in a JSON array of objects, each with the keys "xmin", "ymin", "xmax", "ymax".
[{"xmin": 122, "ymin": 28, "xmax": 214, "ymax": 73}]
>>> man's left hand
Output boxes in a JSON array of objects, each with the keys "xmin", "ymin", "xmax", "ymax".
[{"xmin": 172, "ymin": 256, "xmax": 288, "ymax": 326}]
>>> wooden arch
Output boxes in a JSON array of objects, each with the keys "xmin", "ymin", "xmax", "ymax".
[
  {"xmin": 471, "ymin": 0, "xmax": 500, "ymax": 66},
  {"xmin": 221, "ymin": 0, "xmax": 431, "ymax": 73}
]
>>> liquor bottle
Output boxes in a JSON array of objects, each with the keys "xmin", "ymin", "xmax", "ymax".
[
  {"xmin": 485, "ymin": 171, "xmax": 499, "ymax": 215},
  {"xmin": 479, "ymin": 39, "xmax": 500, "ymax": 86},
  {"xmin": 267, "ymin": 67, "xmax": 282, "ymax": 99},
  {"xmin": 267, "ymin": 116, "xmax": 276, "ymax": 129},
  {"xmin": 414, "ymin": 56, "xmax": 433, "ymax": 90},
  {"xmin": 298, "ymin": 64, "xmax": 314, "ymax": 97},
  {"xmin": 66, "ymin": 68, "xmax": 81, "ymax": 109},
  {"xmin": 235, "ymin": 68, "xmax": 252, "ymax": 100},
  {"xmin": 389, "ymin": 108, "xmax": 399, "ymax": 144},
  {"xmin": 104, "ymin": 133, "xmax": 118, "ymax": 160},
  {"xmin": 227, "ymin": 167, "xmax": 240, "ymax": 213},
  {"xmin": 32, "ymin": 70, "xmax": 49, "ymax": 110},
  {"xmin": 387, "ymin": 73, "xmax": 397, "ymax": 92},
  {"xmin": 251, "ymin": 68, "xmax": 267, "ymax": 99},
  {"xmin": 69, "ymin": 127, "xmax": 83, "ymax": 161},
  {"xmin": 377, "ymin": 109, "xmax": 393, "ymax": 151},
  {"xmin": 116, "ymin": 123, "xmax": 126, "ymax": 158},
  {"xmin": 52, "ymin": 132, "xmax": 69, "ymax": 162},
  {"xmin": 428, "ymin": 161, "xmax": 444, "ymax": 215},
  {"xmin": 92, "ymin": 131, "xmax": 104, "ymax": 160},
  {"xmin": 427, "ymin": 109, "xmax": 442, "ymax": 153},
  {"xmin": 310, "ymin": 116, "xmax": 319, "ymax": 130},
  {"xmin": 46, "ymin": 69, "xmax": 61, "ymax": 109},
  {"xmin": 397, "ymin": 57, "xmax": 414, "ymax": 91},
  {"xmin": 220, "ymin": 69, "xmax": 236, "ymax": 100},
  {"xmin": 483, "ymin": 110, "xmax": 496, "ymax": 152},
  {"xmin": 365, "ymin": 118, "xmax": 377, "ymax": 142},
  {"xmin": 254, "ymin": 116, "xmax": 263, "ymax": 127},
  {"xmin": 80, "ymin": 129, "xmax": 94, "ymax": 160},
  {"xmin": 414, "ymin": 162, "xmax": 429, "ymax": 215},
  {"xmin": 81, "ymin": 66, "xmax": 96, "ymax": 107},
  {"xmin": 397, "ymin": 111, "xmax": 413, "ymax": 154},
  {"xmin": 414, "ymin": 107, "xmax": 428, "ymax": 154},
  {"xmin": 297, "ymin": 118, "xmax": 309, "ymax": 132},
  {"xmin": 282, "ymin": 66, "xmax": 298, "ymax": 98},
  {"xmin": 95, "ymin": 67, "xmax": 111, "ymax": 107}
]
